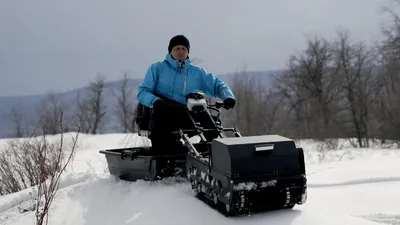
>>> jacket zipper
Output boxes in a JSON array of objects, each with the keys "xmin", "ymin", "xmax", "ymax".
[
  {"xmin": 183, "ymin": 75, "xmax": 187, "ymax": 94},
  {"xmin": 173, "ymin": 72, "xmax": 177, "ymax": 98}
]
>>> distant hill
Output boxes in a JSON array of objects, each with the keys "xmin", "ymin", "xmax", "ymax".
[{"xmin": 0, "ymin": 70, "xmax": 282, "ymax": 138}]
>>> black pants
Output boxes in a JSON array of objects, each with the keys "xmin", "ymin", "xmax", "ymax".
[{"xmin": 149, "ymin": 102, "xmax": 220, "ymax": 154}]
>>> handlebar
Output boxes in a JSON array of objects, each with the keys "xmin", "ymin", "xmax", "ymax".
[{"xmin": 207, "ymin": 101, "xmax": 224, "ymax": 110}]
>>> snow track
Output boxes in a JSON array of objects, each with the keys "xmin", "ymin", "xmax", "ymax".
[
  {"xmin": 308, "ymin": 176, "xmax": 400, "ymax": 188},
  {"xmin": 361, "ymin": 214, "xmax": 400, "ymax": 225},
  {"xmin": 0, "ymin": 173, "xmax": 94, "ymax": 214}
]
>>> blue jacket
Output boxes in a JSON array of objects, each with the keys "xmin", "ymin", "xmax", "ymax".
[{"xmin": 137, "ymin": 53, "xmax": 235, "ymax": 107}]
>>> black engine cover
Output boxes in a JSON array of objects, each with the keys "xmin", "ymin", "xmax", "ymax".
[{"xmin": 210, "ymin": 135, "xmax": 303, "ymax": 180}]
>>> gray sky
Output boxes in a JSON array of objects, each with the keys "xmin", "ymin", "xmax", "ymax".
[{"xmin": 0, "ymin": 0, "xmax": 393, "ymax": 96}]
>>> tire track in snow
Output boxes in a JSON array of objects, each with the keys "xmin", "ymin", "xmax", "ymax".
[
  {"xmin": 359, "ymin": 213, "xmax": 400, "ymax": 225},
  {"xmin": 0, "ymin": 172, "xmax": 96, "ymax": 215},
  {"xmin": 306, "ymin": 166, "xmax": 336, "ymax": 176},
  {"xmin": 308, "ymin": 176, "xmax": 400, "ymax": 188}
]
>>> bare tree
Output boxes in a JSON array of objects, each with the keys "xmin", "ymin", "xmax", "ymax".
[
  {"xmin": 114, "ymin": 72, "xmax": 135, "ymax": 133},
  {"xmin": 35, "ymin": 92, "xmax": 66, "ymax": 135},
  {"xmin": 262, "ymin": 87, "xmax": 288, "ymax": 134},
  {"xmin": 34, "ymin": 111, "xmax": 81, "ymax": 225},
  {"xmin": 332, "ymin": 30, "xmax": 380, "ymax": 147},
  {"xmin": 224, "ymin": 69, "xmax": 283, "ymax": 136},
  {"xmin": 226, "ymin": 70, "xmax": 257, "ymax": 135},
  {"xmin": 78, "ymin": 75, "xmax": 107, "ymax": 134},
  {"xmin": 275, "ymin": 36, "xmax": 344, "ymax": 140},
  {"xmin": 8, "ymin": 105, "xmax": 25, "ymax": 137},
  {"xmin": 376, "ymin": 2, "xmax": 400, "ymax": 144}
]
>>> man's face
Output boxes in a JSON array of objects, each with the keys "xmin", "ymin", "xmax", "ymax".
[{"xmin": 171, "ymin": 45, "xmax": 188, "ymax": 60}]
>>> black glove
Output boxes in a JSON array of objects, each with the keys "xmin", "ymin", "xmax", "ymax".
[
  {"xmin": 152, "ymin": 98, "xmax": 164, "ymax": 110},
  {"xmin": 223, "ymin": 97, "xmax": 236, "ymax": 109}
]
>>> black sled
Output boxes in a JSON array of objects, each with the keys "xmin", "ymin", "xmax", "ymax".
[{"xmin": 99, "ymin": 92, "xmax": 307, "ymax": 216}]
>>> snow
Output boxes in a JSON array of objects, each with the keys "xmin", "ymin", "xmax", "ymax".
[
  {"xmin": 0, "ymin": 133, "xmax": 399, "ymax": 225},
  {"xmin": 233, "ymin": 180, "xmax": 277, "ymax": 191}
]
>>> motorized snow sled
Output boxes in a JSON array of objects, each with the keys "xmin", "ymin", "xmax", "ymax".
[{"xmin": 99, "ymin": 92, "xmax": 307, "ymax": 216}]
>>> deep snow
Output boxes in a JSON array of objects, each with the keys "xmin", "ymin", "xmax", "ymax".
[{"xmin": 0, "ymin": 133, "xmax": 399, "ymax": 225}]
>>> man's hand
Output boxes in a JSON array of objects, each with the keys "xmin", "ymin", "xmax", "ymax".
[
  {"xmin": 152, "ymin": 98, "xmax": 164, "ymax": 110},
  {"xmin": 223, "ymin": 97, "xmax": 236, "ymax": 109}
]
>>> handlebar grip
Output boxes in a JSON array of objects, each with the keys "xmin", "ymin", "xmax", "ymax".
[{"xmin": 215, "ymin": 101, "xmax": 224, "ymax": 108}]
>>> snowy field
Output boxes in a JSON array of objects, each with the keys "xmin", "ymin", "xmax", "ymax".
[{"xmin": 0, "ymin": 133, "xmax": 399, "ymax": 225}]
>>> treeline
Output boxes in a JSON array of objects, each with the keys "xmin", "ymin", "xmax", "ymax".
[
  {"xmin": 7, "ymin": 73, "xmax": 137, "ymax": 137},
  {"xmin": 224, "ymin": 7, "xmax": 400, "ymax": 147}
]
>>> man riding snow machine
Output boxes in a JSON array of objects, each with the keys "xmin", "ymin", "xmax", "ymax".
[{"xmin": 100, "ymin": 92, "xmax": 307, "ymax": 216}]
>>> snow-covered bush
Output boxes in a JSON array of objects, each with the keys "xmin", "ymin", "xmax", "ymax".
[{"xmin": 0, "ymin": 111, "xmax": 82, "ymax": 225}]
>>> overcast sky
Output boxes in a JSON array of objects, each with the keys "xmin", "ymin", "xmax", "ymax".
[{"xmin": 0, "ymin": 0, "xmax": 394, "ymax": 96}]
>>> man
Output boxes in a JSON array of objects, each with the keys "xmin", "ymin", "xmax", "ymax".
[{"xmin": 136, "ymin": 34, "xmax": 236, "ymax": 154}]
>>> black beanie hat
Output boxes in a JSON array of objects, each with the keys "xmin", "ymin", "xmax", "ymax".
[{"xmin": 168, "ymin": 35, "xmax": 190, "ymax": 53}]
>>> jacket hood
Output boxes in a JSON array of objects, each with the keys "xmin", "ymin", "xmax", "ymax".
[{"xmin": 165, "ymin": 53, "xmax": 191, "ymax": 71}]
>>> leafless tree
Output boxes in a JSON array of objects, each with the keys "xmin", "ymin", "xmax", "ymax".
[
  {"xmin": 35, "ymin": 92, "xmax": 66, "ymax": 135},
  {"xmin": 224, "ymin": 69, "xmax": 283, "ymax": 136},
  {"xmin": 226, "ymin": 70, "xmax": 257, "ymax": 135},
  {"xmin": 332, "ymin": 30, "xmax": 380, "ymax": 147},
  {"xmin": 376, "ymin": 2, "xmax": 400, "ymax": 144},
  {"xmin": 114, "ymin": 72, "xmax": 135, "ymax": 133},
  {"xmin": 7, "ymin": 105, "xmax": 26, "ymax": 137},
  {"xmin": 78, "ymin": 75, "xmax": 107, "ymax": 134},
  {"xmin": 275, "ymin": 36, "xmax": 344, "ymax": 140},
  {"xmin": 34, "ymin": 111, "xmax": 81, "ymax": 225}
]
